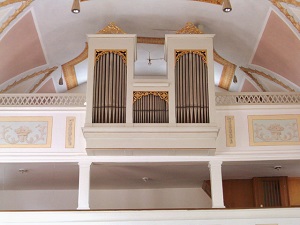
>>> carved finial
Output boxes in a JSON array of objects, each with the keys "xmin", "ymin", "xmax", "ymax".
[
  {"xmin": 97, "ymin": 22, "xmax": 126, "ymax": 34},
  {"xmin": 176, "ymin": 22, "xmax": 203, "ymax": 34}
]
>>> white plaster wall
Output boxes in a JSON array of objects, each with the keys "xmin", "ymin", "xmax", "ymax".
[
  {"xmin": 216, "ymin": 105, "xmax": 300, "ymax": 155},
  {"xmin": 0, "ymin": 109, "xmax": 86, "ymax": 155},
  {"xmin": 0, "ymin": 188, "xmax": 211, "ymax": 210}
]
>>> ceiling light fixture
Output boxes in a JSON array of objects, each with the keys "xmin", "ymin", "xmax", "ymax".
[
  {"xmin": 222, "ymin": 0, "xmax": 232, "ymax": 13},
  {"xmin": 233, "ymin": 75, "xmax": 237, "ymax": 83},
  {"xmin": 71, "ymin": 0, "xmax": 80, "ymax": 14},
  {"xmin": 59, "ymin": 69, "xmax": 64, "ymax": 85},
  {"xmin": 18, "ymin": 169, "xmax": 28, "ymax": 174}
]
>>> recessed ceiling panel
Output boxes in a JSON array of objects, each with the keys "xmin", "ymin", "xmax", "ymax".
[{"xmin": 0, "ymin": 12, "xmax": 47, "ymax": 84}]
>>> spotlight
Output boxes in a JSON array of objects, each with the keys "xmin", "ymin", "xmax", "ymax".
[
  {"xmin": 223, "ymin": 0, "xmax": 232, "ymax": 13},
  {"xmin": 71, "ymin": 0, "xmax": 80, "ymax": 14}
]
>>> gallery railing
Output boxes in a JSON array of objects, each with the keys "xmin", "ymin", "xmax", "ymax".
[{"xmin": 0, "ymin": 92, "xmax": 299, "ymax": 107}]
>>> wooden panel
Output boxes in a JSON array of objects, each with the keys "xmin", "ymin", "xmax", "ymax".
[
  {"xmin": 253, "ymin": 177, "xmax": 289, "ymax": 208},
  {"xmin": 223, "ymin": 179, "xmax": 254, "ymax": 208},
  {"xmin": 288, "ymin": 177, "xmax": 300, "ymax": 206}
]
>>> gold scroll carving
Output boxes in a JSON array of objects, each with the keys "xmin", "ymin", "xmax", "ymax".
[
  {"xmin": 133, "ymin": 91, "xmax": 169, "ymax": 103},
  {"xmin": 175, "ymin": 50, "xmax": 207, "ymax": 63},
  {"xmin": 176, "ymin": 22, "xmax": 203, "ymax": 34},
  {"xmin": 95, "ymin": 50, "xmax": 127, "ymax": 64},
  {"xmin": 98, "ymin": 22, "xmax": 126, "ymax": 34}
]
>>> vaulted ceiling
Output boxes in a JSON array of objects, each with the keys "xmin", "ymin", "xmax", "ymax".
[{"xmin": 0, "ymin": 0, "xmax": 299, "ymax": 93}]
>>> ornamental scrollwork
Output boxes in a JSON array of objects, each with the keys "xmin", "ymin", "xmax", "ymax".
[{"xmin": 133, "ymin": 91, "xmax": 169, "ymax": 103}]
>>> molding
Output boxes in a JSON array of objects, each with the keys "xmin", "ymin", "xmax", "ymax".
[
  {"xmin": 214, "ymin": 50, "xmax": 237, "ymax": 90},
  {"xmin": 0, "ymin": 67, "xmax": 58, "ymax": 93},
  {"xmin": 270, "ymin": 0, "xmax": 300, "ymax": 33},
  {"xmin": 240, "ymin": 67, "xmax": 295, "ymax": 92},
  {"xmin": 137, "ymin": 37, "xmax": 165, "ymax": 45},
  {"xmin": 176, "ymin": 22, "xmax": 204, "ymax": 34},
  {"xmin": 0, "ymin": 0, "xmax": 33, "ymax": 34},
  {"xmin": 29, "ymin": 70, "xmax": 55, "ymax": 93}
]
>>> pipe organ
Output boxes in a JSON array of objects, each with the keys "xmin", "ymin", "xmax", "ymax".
[{"xmin": 83, "ymin": 33, "xmax": 218, "ymax": 154}]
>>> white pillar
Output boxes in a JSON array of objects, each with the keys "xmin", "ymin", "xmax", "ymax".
[
  {"xmin": 208, "ymin": 161, "xmax": 225, "ymax": 208},
  {"xmin": 77, "ymin": 161, "xmax": 92, "ymax": 210}
]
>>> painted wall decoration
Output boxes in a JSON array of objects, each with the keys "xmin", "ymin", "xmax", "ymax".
[
  {"xmin": 65, "ymin": 117, "xmax": 76, "ymax": 148},
  {"xmin": 248, "ymin": 115, "xmax": 300, "ymax": 146},
  {"xmin": 0, "ymin": 116, "xmax": 52, "ymax": 147},
  {"xmin": 225, "ymin": 116, "xmax": 236, "ymax": 147}
]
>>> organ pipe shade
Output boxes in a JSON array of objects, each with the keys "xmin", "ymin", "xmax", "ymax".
[
  {"xmin": 175, "ymin": 52, "xmax": 209, "ymax": 123},
  {"xmin": 92, "ymin": 52, "xmax": 127, "ymax": 123}
]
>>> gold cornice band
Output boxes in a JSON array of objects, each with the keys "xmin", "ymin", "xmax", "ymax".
[
  {"xmin": 62, "ymin": 43, "xmax": 88, "ymax": 90},
  {"xmin": 95, "ymin": 50, "xmax": 127, "ymax": 64},
  {"xmin": 133, "ymin": 91, "xmax": 169, "ymax": 103},
  {"xmin": 240, "ymin": 67, "xmax": 295, "ymax": 92},
  {"xmin": 137, "ymin": 37, "xmax": 165, "ymax": 45},
  {"xmin": 214, "ymin": 50, "xmax": 237, "ymax": 90},
  {"xmin": 175, "ymin": 50, "xmax": 207, "ymax": 63},
  {"xmin": 0, "ymin": 66, "xmax": 58, "ymax": 93},
  {"xmin": 0, "ymin": 0, "xmax": 33, "ymax": 34},
  {"xmin": 271, "ymin": 0, "xmax": 300, "ymax": 32}
]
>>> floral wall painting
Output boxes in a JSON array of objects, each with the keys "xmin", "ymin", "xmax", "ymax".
[
  {"xmin": 248, "ymin": 115, "xmax": 300, "ymax": 146},
  {"xmin": 0, "ymin": 117, "xmax": 52, "ymax": 148}
]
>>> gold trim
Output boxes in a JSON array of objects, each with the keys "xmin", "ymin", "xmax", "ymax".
[
  {"xmin": 65, "ymin": 117, "xmax": 76, "ymax": 148},
  {"xmin": 271, "ymin": 0, "xmax": 300, "ymax": 32},
  {"xmin": 192, "ymin": 0, "xmax": 223, "ymax": 5},
  {"xmin": 225, "ymin": 116, "xmax": 236, "ymax": 147},
  {"xmin": 214, "ymin": 50, "xmax": 237, "ymax": 90},
  {"xmin": 240, "ymin": 67, "xmax": 266, "ymax": 92},
  {"xmin": 29, "ymin": 70, "xmax": 55, "ymax": 93},
  {"xmin": 137, "ymin": 37, "xmax": 165, "ymax": 45},
  {"xmin": 240, "ymin": 67, "xmax": 295, "ymax": 92},
  {"xmin": 98, "ymin": 22, "xmax": 126, "ymax": 34},
  {"xmin": 133, "ymin": 91, "xmax": 169, "ymax": 103},
  {"xmin": 95, "ymin": 50, "xmax": 127, "ymax": 64},
  {"xmin": 0, "ymin": 67, "xmax": 58, "ymax": 93},
  {"xmin": 176, "ymin": 22, "xmax": 204, "ymax": 34},
  {"xmin": 62, "ymin": 43, "xmax": 88, "ymax": 90},
  {"xmin": 0, "ymin": 0, "xmax": 24, "ymax": 7},
  {"xmin": 0, "ymin": 0, "xmax": 33, "ymax": 34},
  {"xmin": 175, "ymin": 50, "xmax": 207, "ymax": 63}
]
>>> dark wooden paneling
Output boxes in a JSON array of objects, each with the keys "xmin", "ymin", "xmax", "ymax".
[
  {"xmin": 223, "ymin": 179, "xmax": 254, "ymax": 208},
  {"xmin": 288, "ymin": 177, "xmax": 300, "ymax": 207}
]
